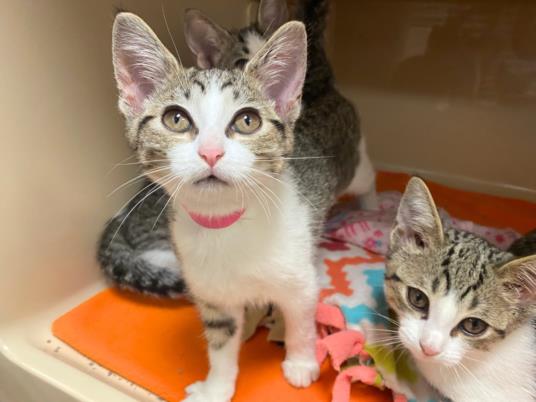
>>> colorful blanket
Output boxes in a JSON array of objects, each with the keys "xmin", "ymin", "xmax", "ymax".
[
  {"xmin": 52, "ymin": 179, "xmax": 531, "ymax": 402},
  {"xmin": 246, "ymin": 192, "xmax": 520, "ymax": 402}
]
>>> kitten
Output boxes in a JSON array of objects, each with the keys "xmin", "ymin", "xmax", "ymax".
[
  {"xmin": 183, "ymin": 0, "xmax": 376, "ymax": 204},
  {"xmin": 111, "ymin": 12, "xmax": 358, "ymax": 401},
  {"xmin": 384, "ymin": 177, "xmax": 536, "ymax": 402},
  {"xmin": 98, "ymin": 0, "xmax": 376, "ymax": 298}
]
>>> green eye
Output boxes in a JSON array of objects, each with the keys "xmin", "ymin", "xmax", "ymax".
[
  {"xmin": 459, "ymin": 317, "xmax": 489, "ymax": 336},
  {"xmin": 162, "ymin": 107, "xmax": 192, "ymax": 133},
  {"xmin": 231, "ymin": 109, "xmax": 261, "ymax": 134},
  {"xmin": 407, "ymin": 287, "xmax": 429, "ymax": 313}
]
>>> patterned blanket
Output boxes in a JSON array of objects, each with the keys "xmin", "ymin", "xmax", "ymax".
[{"xmin": 246, "ymin": 192, "xmax": 520, "ymax": 402}]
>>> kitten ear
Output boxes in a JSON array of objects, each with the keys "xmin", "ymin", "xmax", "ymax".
[
  {"xmin": 257, "ymin": 0, "xmax": 289, "ymax": 36},
  {"xmin": 184, "ymin": 9, "xmax": 233, "ymax": 69},
  {"xmin": 498, "ymin": 255, "xmax": 536, "ymax": 303},
  {"xmin": 391, "ymin": 177, "xmax": 444, "ymax": 251},
  {"xmin": 245, "ymin": 21, "xmax": 307, "ymax": 122},
  {"xmin": 112, "ymin": 12, "xmax": 179, "ymax": 116}
]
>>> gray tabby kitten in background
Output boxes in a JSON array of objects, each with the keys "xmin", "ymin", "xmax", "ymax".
[
  {"xmin": 111, "ymin": 9, "xmax": 361, "ymax": 400},
  {"xmin": 98, "ymin": 0, "xmax": 376, "ymax": 298},
  {"xmin": 385, "ymin": 177, "xmax": 536, "ymax": 402}
]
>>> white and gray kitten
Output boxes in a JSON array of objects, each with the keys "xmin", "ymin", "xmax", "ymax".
[
  {"xmin": 385, "ymin": 177, "xmax": 536, "ymax": 402},
  {"xmin": 98, "ymin": 0, "xmax": 377, "ymax": 298},
  {"xmin": 111, "ymin": 11, "xmax": 361, "ymax": 401}
]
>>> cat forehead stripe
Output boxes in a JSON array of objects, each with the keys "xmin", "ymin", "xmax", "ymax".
[
  {"xmin": 192, "ymin": 79, "xmax": 206, "ymax": 93},
  {"xmin": 220, "ymin": 80, "xmax": 233, "ymax": 91}
]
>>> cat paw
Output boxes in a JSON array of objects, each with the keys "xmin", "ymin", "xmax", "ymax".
[
  {"xmin": 184, "ymin": 381, "xmax": 205, "ymax": 396},
  {"xmin": 182, "ymin": 380, "xmax": 233, "ymax": 402},
  {"xmin": 282, "ymin": 358, "xmax": 320, "ymax": 388}
]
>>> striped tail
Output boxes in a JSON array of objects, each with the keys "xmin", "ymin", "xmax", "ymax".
[{"xmin": 97, "ymin": 180, "xmax": 187, "ymax": 298}]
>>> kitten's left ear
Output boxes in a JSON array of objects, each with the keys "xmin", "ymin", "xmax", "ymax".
[
  {"xmin": 257, "ymin": 0, "xmax": 289, "ymax": 36},
  {"xmin": 497, "ymin": 255, "xmax": 536, "ymax": 303},
  {"xmin": 112, "ymin": 13, "xmax": 180, "ymax": 116},
  {"xmin": 391, "ymin": 177, "xmax": 444, "ymax": 251},
  {"xmin": 245, "ymin": 21, "xmax": 307, "ymax": 122},
  {"xmin": 184, "ymin": 9, "xmax": 233, "ymax": 69}
]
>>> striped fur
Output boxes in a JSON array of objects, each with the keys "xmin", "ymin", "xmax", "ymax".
[{"xmin": 97, "ymin": 179, "xmax": 185, "ymax": 297}]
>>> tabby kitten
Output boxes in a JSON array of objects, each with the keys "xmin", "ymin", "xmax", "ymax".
[
  {"xmin": 184, "ymin": 0, "xmax": 376, "ymax": 204},
  {"xmin": 98, "ymin": 0, "xmax": 376, "ymax": 298},
  {"xmin": 111, "ymin": 11, "xmax": 358, "ymax": 400},
  {"xmin": 385, "ymin": 177, "xmax": 536, "ymax": 402}
]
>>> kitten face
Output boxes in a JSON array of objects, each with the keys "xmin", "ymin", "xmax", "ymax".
[
  {"xmin": 385, "ymin": 177, "xmax": 536, "ymax": 367},
  {"xmin": 387, "ymin": 230, "xmax": 513, "ymax": 366},
  {"xmin": 137, "ymin": 70, "xmax": 291, "ymax": 213},
  {"xmin": 112, "ymin": 13, "xmax": 306, "ymax": 216}
]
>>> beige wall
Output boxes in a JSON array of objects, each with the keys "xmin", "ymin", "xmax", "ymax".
[
  {"xmin": 0, "ymin": 0, "xmax": 249, "ymax": 320},
  {"xmin": 329, "ymin": 0, "xmax": 536, "ymax": 201}
]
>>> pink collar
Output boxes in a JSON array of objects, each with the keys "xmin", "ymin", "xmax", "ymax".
[{"xmin": 186, "ymin": 208, "xmax": 245, "ymax": 229}]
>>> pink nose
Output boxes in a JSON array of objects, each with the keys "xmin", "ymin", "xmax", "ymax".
[
  {"xmin": 420, "ymin": 342, "xmax": 440, "ymax": 357},
  {"xmin": 199, "ymin": 148, "xmax": 224, "ymax": 167}
]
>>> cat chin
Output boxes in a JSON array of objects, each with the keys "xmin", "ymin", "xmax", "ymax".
[{"xmin": 178, "ymin": 191, "xmax": 246, "ymax": 218}]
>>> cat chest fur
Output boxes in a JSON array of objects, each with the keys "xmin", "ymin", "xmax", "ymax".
[{"xmin": 170, "ymin": 180, "xmax": 315, "ymax": 306}]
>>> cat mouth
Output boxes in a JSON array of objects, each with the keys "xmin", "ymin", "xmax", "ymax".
[{"xmin": 193, "ymin": 174, "xmax": 228, "ymax": 186}]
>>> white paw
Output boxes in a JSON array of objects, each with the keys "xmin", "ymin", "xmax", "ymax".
[
  {"xmin": 182, "ymin": 380, "xmax": 234, "ymax": 402},
  {"xmin": 185, "ymin": 381, "xmax": 205, "ymax": 395},
  {"xmin": 282, "ymin": 358, "xmax": 320, "ymax": 388}
]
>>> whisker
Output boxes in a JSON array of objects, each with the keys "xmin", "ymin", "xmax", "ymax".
[
  {"xmin": 151, "ymin": 177, "xmax": 183, "ymax": 230},
  {"xmin": 365, "ymin": 328, "xmax": 400, "ymax": 334},
  {"xmin": 111, "ymin": 159, "xmax": 171, "ymax": 167},
  {"xmin": 246, "ymin": 166, "xmax": 319, "ymax": 213},
  {"xmin": 107, "ymin": 166, "xmax": 171, "ymax": 197},
  {"xmin": 255, "ymin": 156, "xmax": 335, "ymax": 161},
  {"xmin": 106, "ymin": 154, "xmax": 137, "ymax": 175},
  {"xmin": 161, "ymin": 3, "xmax": 187, "ymax": 91},
  {"xmin": 107, "ymin": 174, "xmax": 176, "ymax": 248},
  {"xmin": 109, "ymin": 178, "xmax": 163, "ymax": 219},
  {"xmin": 232, "ymin": 175, "xmax": 247, "ymax": 211},
  {"xmin": 363, "ymin": 311, "xmax": 400, "ymax": 327},
  {"xmin": 242, "ymin": 176, "xmax": 270, "ymax": 220},
  {"xmin": 248, "ymin": 174, "xmax": 284, "ymax": 217},
  {"xmin": 393, "ymin": 348, "xmax": 409, "ymax": 366},
  {"xmin": 458, "ymin": 361, "xmax": 493, "ymax": 401}
]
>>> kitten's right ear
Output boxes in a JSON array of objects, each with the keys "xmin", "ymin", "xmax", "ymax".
[
  {"xmin": 184, "ymin": 9, "xmax": 233, "ymax": 69},
  {"xmin": 391, "ymin": 177, "xmax": 444, "ymax": 251},
  {"xmin": 112, "ymin": 13, "xmax": 179, "ymax": 116},
  {"xmin": 245, "ymin": 21, "xmax": 307, "ymax": 122}
]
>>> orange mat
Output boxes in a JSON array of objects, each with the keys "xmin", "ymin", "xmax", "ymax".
[
  {"xmin": 377, "ymin": 171, "xmax": 536, "ymax": 234},
  {"xmin": 53, "ymin": 171, "xmax": 536, "ymax": 402}
]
